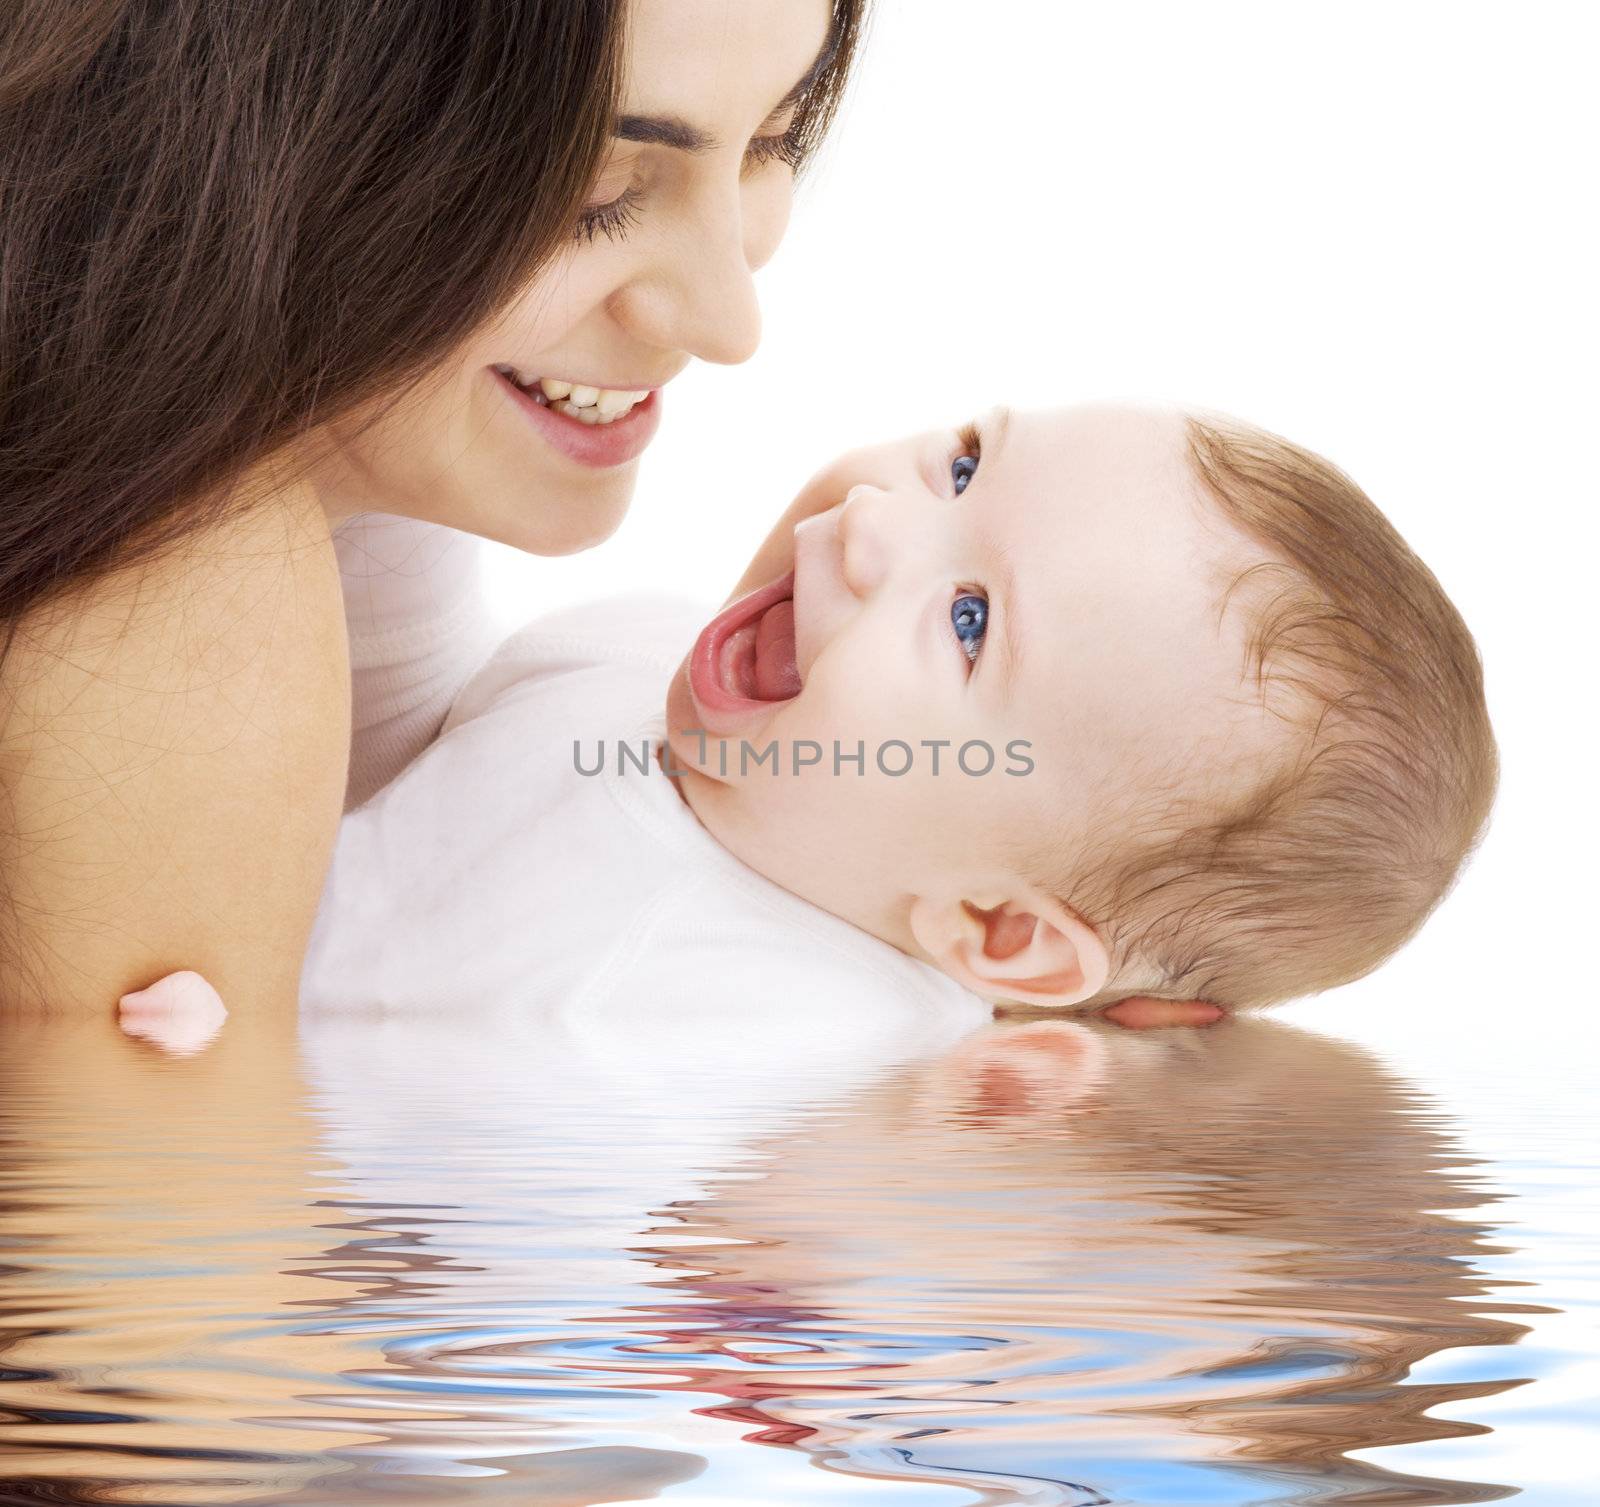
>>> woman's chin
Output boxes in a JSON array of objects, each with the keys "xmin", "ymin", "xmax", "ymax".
[{"xmin": 467, "ymin": 478, "xmax": 635, "ymax": 557}]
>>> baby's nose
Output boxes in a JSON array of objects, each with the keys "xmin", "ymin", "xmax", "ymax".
[{"xmin": 837, "ymin": 484, "xmax": 895, "ymax": 599}]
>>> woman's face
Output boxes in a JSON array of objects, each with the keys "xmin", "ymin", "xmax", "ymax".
[{"xmin": 319, "ymin": 0, "xmax": 833, "ymax": 552}]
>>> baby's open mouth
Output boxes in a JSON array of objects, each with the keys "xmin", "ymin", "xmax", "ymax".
[
  {"xmin": 722, "ymin": 589, "xmax": 799, "ymax": 701},
  {"xmin": 688, "ymin": 570, "xmax": 803, "ymax": 724}
]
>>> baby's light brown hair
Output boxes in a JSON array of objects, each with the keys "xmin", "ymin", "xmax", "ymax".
[{"xmin": 1063, "ymin": 413, "xmax": 1497, "ymax": 1010}]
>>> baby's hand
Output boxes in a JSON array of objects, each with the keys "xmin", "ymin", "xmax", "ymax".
[{"xmin": 118, "ymin": 970, "xmax": 227, "ymax": 1057}]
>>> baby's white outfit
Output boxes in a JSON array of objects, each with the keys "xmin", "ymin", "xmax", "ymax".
[
  {"xmin": 335, "ymin": 512, "xmax": 504, "ymax": 812},
  {"xmin": 308, "ymin": 523, "xmax": 986, "ymax": 1044}
]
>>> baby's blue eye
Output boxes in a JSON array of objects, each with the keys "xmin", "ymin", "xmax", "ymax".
[
  {"xmin": 951, "ymin": 593, "xmax": 989, "ymax": 666},
  {"xmin": 951, "ymin": 454, "xmax": 979, "ymax": 495}
]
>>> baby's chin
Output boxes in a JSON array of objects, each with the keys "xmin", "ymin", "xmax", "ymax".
[
  {"xmin": 661, "ymin": 660, "xmax": 807, "ymax": 789},
  {"xmin": 663, "ymin": 655, "xmax": 697, "ymax": 760}
]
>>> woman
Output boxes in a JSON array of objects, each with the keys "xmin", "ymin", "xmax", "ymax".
[{"xmin": 0, "ymin": 0, "xmax": 861, "ymax": 1013}]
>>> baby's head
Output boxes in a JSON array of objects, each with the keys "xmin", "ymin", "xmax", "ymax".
[{"xmin": 664, "ymin": 403, "xmax": 1496, "ymax": 1011}]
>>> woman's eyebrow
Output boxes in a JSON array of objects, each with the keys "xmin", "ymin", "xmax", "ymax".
[
  {"xmin": 614, "ymin": 115, "xmax": 714, "ymax": 153},
  {"xmin": 614, "ymin": 32, "xmax": 838, "ymax": 155}
]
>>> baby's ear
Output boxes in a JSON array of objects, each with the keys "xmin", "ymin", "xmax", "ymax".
[{"xmin": 908, "ymin": 888, "xmax": 1109, "ymax": 1007}]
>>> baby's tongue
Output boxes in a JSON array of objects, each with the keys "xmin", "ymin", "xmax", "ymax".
[{"xmin": 753, "ymin": 598, "xmax": 800, "ymax": 701}]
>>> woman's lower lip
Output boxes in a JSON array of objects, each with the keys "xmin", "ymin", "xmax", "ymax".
[
  {"xmin": 493, "ymin": 369, "xmax": 661, "ymax": 468},
  {"xmin": 688, "ymin": 570, "xmax": 798, "ymax": 734}
]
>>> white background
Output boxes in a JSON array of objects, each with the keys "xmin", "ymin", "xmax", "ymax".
[{"xmin": 485, "ymin": 0, "xmax": 1599, "ymax": 1073}]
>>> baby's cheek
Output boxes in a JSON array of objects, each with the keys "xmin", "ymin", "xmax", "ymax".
[{"xmin": 730, "ymin": 473, "xmax": 849, "ymax": 604}]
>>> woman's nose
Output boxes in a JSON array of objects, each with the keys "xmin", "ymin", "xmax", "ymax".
[{"xmin": 612, "ymin": 193, "xmax": 763, "ymax": 367}]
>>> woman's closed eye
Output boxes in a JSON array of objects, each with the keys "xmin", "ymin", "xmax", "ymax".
[
  {"xmin": 575, "ymin": 125, "xmax": 803, "ymax": 244},
  {"xmin": 743, "ymin": 129, "xmax": 802, "ymax": 174},
  {"xmin": 575, "ymin": 185, "xmax": 645, "ymax": 243}
]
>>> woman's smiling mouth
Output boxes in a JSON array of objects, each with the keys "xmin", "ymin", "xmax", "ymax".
[
  {"xmin": 490, "ymin": 364, "xmax": 662, "ymax": 468},
  {"xmin": 491, "ymin": 365, "xmax": 650, "ymax": 424}
]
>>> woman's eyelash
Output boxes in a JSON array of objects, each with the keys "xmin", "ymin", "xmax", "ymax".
[
  {"xmin": 574, "ymin": 187, "xmax": 644, "ymax": 244},
  {"xmin": 576, "ymin": 132, "xmax": 797, "ymax": 243},
  {"xmin": 957, "ymin": 421, "xmax": 982, "ymax": 462},
  {"xmin": 744, "ymin": 130, "xmax": 803, "ymax": 172}
]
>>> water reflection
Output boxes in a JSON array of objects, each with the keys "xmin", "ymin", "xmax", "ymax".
[
  {"xmin": 0, "ymin": 1004, "xmax": 1548, "ymax": 1505},
  {"xmin": 0, "ymin": 1011, "xmax": 349, "ymax": 1503},
  {"xmin": 632, "ymin": 1019, "xmax": 1540, "ymax": 1504}
]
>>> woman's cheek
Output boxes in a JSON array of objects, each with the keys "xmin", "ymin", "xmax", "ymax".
[
  {"xmin": 743, "ymin": 169, "xmax": 795, "ymax": 274},
  {"xmin": 494, "ymin": 256, "xmax": 596, "ymax": 355}
]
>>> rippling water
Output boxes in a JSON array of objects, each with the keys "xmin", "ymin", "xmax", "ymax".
[{"xmin": 1, "ymin": 1005, "xmax": 1592, "ymax": 1505}]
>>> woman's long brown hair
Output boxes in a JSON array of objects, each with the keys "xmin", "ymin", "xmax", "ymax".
[{"xmin": 0, "ymin": 0, "xmax": 627, "ymax": 638}]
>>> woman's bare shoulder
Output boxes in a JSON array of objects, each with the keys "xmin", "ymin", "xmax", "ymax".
[{"xmin": 0, "ymin": 489, "xmax": 351, "ymax": 1012}]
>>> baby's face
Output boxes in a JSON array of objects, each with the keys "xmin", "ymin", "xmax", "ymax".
[{"xmin": 664, "ymin": 403, "xmax": 1276, "ymax": 1001}]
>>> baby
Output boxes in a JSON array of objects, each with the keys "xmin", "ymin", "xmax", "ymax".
[{"xmin": 300, "ymin": 404, "xmax": 1496, "ymax": 1018}]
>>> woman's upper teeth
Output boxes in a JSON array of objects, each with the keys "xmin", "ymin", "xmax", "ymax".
[
  {"xmin": 498, "ymin": 366, "xmax": 650, "ymax": 424},
  {"xmin": 543, "ymin": 379, "xmax": 648, "ymax": 415}
]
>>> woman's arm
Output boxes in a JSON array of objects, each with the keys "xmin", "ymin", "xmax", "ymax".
[
  {"xmin": 0, "ymin": 488, "xmax": 350, "ymax": 1014},
  {"xmin": 335, "ymin": 514, "xmax": 502, "ymax": 810}
]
